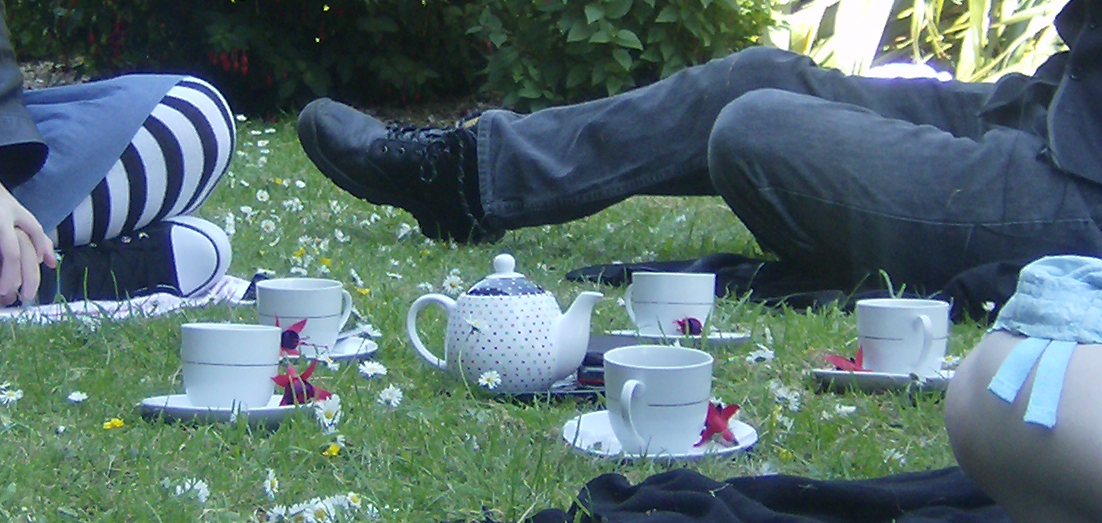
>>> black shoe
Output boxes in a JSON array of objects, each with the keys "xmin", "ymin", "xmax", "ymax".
[
  {"xmin": 296, "ymin": 98, "xmax": 503, "ymax": 243},
  {"xmin": 38, "ymin": 216, "xmax": 232, "ymax": 304}
]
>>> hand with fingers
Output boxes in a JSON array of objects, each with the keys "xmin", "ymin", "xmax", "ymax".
[{"xmin": 0, "ymin": 183, "xmax": 56, "ymax": 305}]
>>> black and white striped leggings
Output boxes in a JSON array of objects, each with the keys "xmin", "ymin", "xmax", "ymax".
[{"xmin": 53, "ymin": 76, "xmax": 235, "ymax": 248}]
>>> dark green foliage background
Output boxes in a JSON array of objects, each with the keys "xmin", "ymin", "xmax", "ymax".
[{"xmin": 6, "ymin": 0, "xmax": 771, "ymax": 114}]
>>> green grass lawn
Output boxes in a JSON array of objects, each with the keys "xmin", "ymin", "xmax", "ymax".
[{"xmin": 0, "ymin": 114, "xmax": 988, "ymax": 522}]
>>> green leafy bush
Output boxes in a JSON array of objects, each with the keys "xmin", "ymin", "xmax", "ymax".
[
  {"xmin": 6, "ymin": 0, "xmax": 772, "ymax": 114},
  {"xmin": 6, "ymin": 0, "xmax": 485, "ymax": 114},
  {"xmin": 471, "ymin": 0, "xmax": 773, "ymax": 110}
]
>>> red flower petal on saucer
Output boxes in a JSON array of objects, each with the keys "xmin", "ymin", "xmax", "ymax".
[
  {"xmin": 695, "ymin": 401, "xmax": 740, "ymax": 447},
  {"xmin": 823, "ymin": 346, "xmax": 869, "ymax": 372},
  {"xmin": 675, "ymin": 317, "xmax": 703, "ymax": 335},
  {"xmin": 272, "ymin": 360, "xmax": 331, "ymax": 405}
]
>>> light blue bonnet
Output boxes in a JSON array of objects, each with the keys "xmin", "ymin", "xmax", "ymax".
[{"xmin": 986, "ymin": 255, "xmax": 1102, "ymax": 428}]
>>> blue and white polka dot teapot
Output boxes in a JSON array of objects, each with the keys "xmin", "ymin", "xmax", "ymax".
[{"xmin": 406, "ymin": 253, "xmax": 603, "ymax": 394}]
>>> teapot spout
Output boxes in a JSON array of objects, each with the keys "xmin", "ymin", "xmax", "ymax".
[{"xmin": 552, "ymin": 291, "xmax": 604, "ymax": 379}]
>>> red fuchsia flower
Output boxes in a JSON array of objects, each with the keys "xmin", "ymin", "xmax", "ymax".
[
  {"xmin": 272, "ymin": 360, "xmax": 332, "ymax": 406},
  {"xmin": 675, "ymin": 317, "xmax": 703, "ymax": 335},
  {"xmin": 275, "ymin": 315, "xmax": 309, "ymax": 357},
  {"xmin": 823, "ymin": 346, "xmax": 869, "ymax": 372},
  {"xmin": 695, "ymin": 401, "xmax": 740, "ymax": 447}
]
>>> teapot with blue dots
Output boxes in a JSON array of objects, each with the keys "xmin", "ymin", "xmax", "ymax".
[{"xmin": 407, "ymin": 253, "xmax": 604, "ymax": 394}]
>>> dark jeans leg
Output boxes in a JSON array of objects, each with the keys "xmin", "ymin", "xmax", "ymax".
[
  {"xmin": 476, "ymin": 46, "xmax": 995, "ymax": 229},
  {"xmin": 708, "ymin": 89, "xmax": 1102, "ymax": 290}
]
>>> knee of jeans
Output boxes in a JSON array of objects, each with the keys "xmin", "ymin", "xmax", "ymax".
[
  {"xmin": 708, "ymin": 90, "xmax": 805, "ymax": 178},
  {"xmin": 719, "ymin": 47, "xmax": 815, "ymax": 85}
]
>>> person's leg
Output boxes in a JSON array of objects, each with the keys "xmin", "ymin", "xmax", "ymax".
[
  {"xmin": 298, "ymin": 46, "xmax": 994, "ymax": 241},
  {"xmin": 41, "ymin": 76, "xmax": 235, "ymax": 302},
  {"xmin": 477, "ymin": 47, "xmax": 993, "ymax": 230},
  {"xmin": 53, "ymin": 76, "xmax": 234, "ymax": 248},
  {"xmin": 707, "ymin": 88, "xmax": 1102, "ymax": 291},
  {"xmin": 946, "ymin": 332, "xmax": 1102, "ymax": 523}
]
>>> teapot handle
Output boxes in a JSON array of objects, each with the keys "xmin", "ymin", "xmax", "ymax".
[{"xmin": 407, "ymin": 294, "xmax": 456, "ymax": 371}]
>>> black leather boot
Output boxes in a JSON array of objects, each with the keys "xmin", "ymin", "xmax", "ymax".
[{"xmin": 296, "ymin": 98, "xmax": 502, "ymax": 244}]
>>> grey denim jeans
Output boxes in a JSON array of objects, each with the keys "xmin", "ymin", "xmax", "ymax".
[{"xmin": 475, "ymin": 47, "xmax": 1102, "ymax": 290}]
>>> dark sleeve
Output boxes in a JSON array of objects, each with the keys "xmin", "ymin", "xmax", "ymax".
[{"xmin": 0, "ymin": 0, "xmax": 47, "ymax": 189}]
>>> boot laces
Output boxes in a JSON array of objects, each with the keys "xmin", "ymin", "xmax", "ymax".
[{"xmin": 383, "ymin": 123, "xmax": 491, "ymax": 240}]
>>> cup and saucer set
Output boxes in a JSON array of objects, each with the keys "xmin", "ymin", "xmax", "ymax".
[
  {"xmin": 407, "ymin": 255, "xmax": 757, "ymax": 459},
  {"xmin": 812, "ymin": 298, "xmax": 956, "ymax": 394},
  {"xmin": 139, "ymin": 278, "xmax": 374, "ymax": 427}
]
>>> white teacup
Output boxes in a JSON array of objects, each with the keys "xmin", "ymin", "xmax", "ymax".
[
  {"xmin": 256, "ymin": 278, "xmax": 353, "ymax": 358},
  {"xmin": 604, "ymin": 345, "xmax": 714, "ymax": 456},
  {"xmin": 857, "ymin": 298, "xmax": 950, "ymax": 376},
  {"xmin": 180, "ymin": 323, "xmax": 281, "ymax": 409},
  {"xmin": 623, "ymin": 272, "xmax": 716, "ymax": 336}
]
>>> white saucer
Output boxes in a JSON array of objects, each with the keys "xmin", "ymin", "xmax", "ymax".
[
  {"xmin": 561, "ymin": 410, "xmax": 757, "ymax": 459},
  {"xmin": 137, "ymin": 394, "xmax": 306, "ymax": 426},
  {"xmin": 606, "ymin": 330, "xmax": 750, "ymax": 347},
  {"xmin": 327, "ymin": 336, "xmax": 378, "ymax": 361},
  {"xmin": 811, "ymin": 369, "xmax": 955, "ymax": 393}
]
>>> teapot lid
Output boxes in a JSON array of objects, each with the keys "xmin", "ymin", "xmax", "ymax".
[{"xmin": 467, "ymin": 254, "xmax": 545, "ymax": 296}]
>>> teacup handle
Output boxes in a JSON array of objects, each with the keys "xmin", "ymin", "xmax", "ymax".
[
  {"xmin": 406, "ymin": 294, "xmax": 456, "ymax": 371},
  {"xmin": 337, "ymin": 290, "xmax": 353, "ymax": 331},
  {"xmin": 623, "ymin": 284, "xmax": 636, "ymax": 322},
  {"xmin": 618, "ymin": 378, "xmax": 647, "ymax": 453},
  {"xmin": 913, "ymin": 314, "xmax": 934, "ymax": 370}
]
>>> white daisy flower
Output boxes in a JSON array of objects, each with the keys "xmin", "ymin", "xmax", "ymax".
[
  {"xmin": 67, "ymin": 391, "xmax": 87, "ymax": 403},
  {"xmin": 264, "ymin": 127, "xmax": 276, "ymax": 134},
  {"xmin": 222, "ymin": 213, "xmax": 236, "ymax": 236},
  {"xmin": 295, "ymin": 180, "xmax": 306, "ymax": 188},
  {"xmin": 334, "ymin": 228, "xmax": 349, "ymax": 243},
  {"xmin": 478, "ymin": 370, "xmax": 502, "ymax": 390},
  {"xmin": 396, "ymin": 222, "xmax": 413, "ymax": 239},
  {"xmin": 255, "ymin": 189, "xmax": 270, "ymax": 202},
  {"xmin": 377, "ymin": 385, "xmax": 403, "ymax": 408},
  {"xmin": 263, "ymin": 469, "xmax": 279, "ymax": 498},
  {"xmin": 266, "ymin": 505, "xmax": 288, "ymax": 519},
  {"xmin": 238, "ymin": 205, "xmax": 257, "ymax": 219},
  {"xmin": 0, "ymin": 389, "xmax": 23, "ymax": 404},
  {"xmin": 249, "ymin": 129, "xmax": 262, "ymax": 135},
  {"xmin": 287, "ymin": 501, "xmax": 313, "ymax": 521},
  {"xmin": 311, "ymin": 499, "xmax": 334, "ymax": 521},
  {"xmin": 314, "ymin": 394, "xmax": 342, "ymax": 431},
  {"xmin": 290, "ymin": 267, "xmax": 308, "ymax": 276},
  {"xmin": 282, "ymin": 198, "xmax": 304, "ymax": 212},
  {"xmin": 256, "ymin": 139, "xmax": 270, "ymax": 147},
  {"xmin": 358, "ymin": 361, "xmax": 387, "ymax": 378},
  {"xmin": 442, "ymin": 273, "xmax": 464, "ymax": 297},
  {"xmin": 260, "ymin": 219, "xmax": 277, "ymax": 234},
  {"xmin": 235, "ymin": 114, "xmax": 247, "ymax": 122},
  {"xmin": 745, "ymin": 346, "xmax": 775, "ymax": 364},
  {"xmin": 169, "ymin": 478, "xmax": 210, "ymax": 504},
  {"xmin": 768, "ymin": 380, "xmax": 801, "ymax": 411}
]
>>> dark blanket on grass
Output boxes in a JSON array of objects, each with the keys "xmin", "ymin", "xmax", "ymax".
[{"xmin": 525, "ymin": 466, "xmax": 1009, "ymax": 523}]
